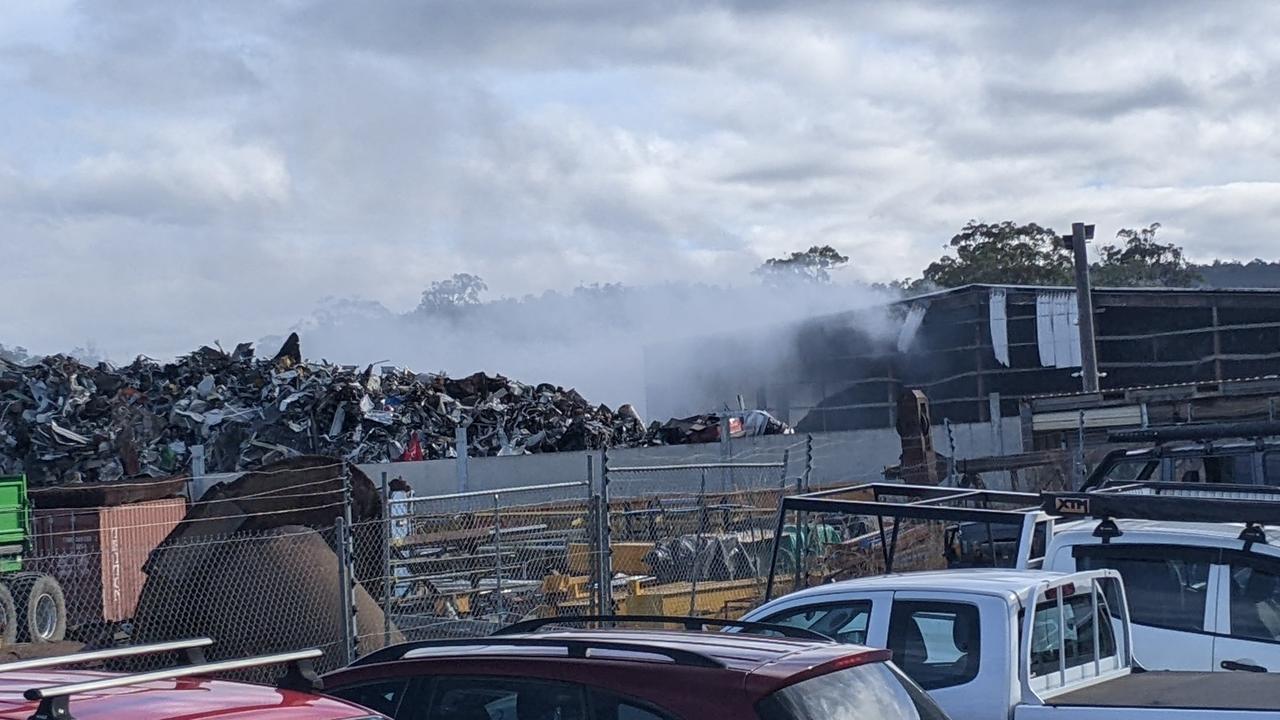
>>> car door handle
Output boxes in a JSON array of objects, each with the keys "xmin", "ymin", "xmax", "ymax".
[{"xmin": 1221, "ymin": 660, "xmax": 1267, "ymax": 673}]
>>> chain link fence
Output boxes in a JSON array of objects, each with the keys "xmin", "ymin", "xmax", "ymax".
[{"xmin": 7, "ymin": 435, "xmax": 949, "ymax": 674}]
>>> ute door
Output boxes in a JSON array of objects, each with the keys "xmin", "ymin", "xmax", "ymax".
[
  {"xmin": 1071, "ymin": 543, "xmax": 1218, "ymax": 670},
  {"xmin": 1213, "ymin": 553, "xmax": 1280, "ymax": 673},
  {"xmin": 885, "ymin": 591, "xmax": 999, "ymax": 720}
]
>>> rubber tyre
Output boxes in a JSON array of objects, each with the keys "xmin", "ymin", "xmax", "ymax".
[
  {"xmin": 0, "ymin": 583, "xmax": 17, "ymax": 647},
  {"xmin": 11, "ymin": 573, "xmax": 67, "ymax": 643}
]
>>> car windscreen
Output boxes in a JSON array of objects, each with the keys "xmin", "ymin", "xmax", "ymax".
[{"xmin": 756, "ymin": 661, "xmax": 947, "ymax": 720}]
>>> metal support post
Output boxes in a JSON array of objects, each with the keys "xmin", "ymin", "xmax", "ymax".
[
  {"xmin": 795, "ymin": 477, "xmax": 807, "ymax": 591},
  {"xmin": 380, "ymin": 471, "xmax": 391, "ymax": 645},
  {"xmin": 1076, "ymin": 410, "xmax": 1087, "ymax": 489},
  {"xmin": 1068, "ymin": 222, "xmax": 1101, "ymax": 393},
  {"xmin": 455, "ymin": 425, "xmax": 469, "ymax": 492}
]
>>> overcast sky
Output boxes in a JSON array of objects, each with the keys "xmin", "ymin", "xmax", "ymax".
[{"xmin": 4, "ymin": 0, "xmax": 1280, "ymax": 360}]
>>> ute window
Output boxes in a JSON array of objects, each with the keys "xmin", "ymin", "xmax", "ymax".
[
  {"xmin": 886, "ymin": 602, "xmax": 981, "ymax": 690},
  {"xmin": 756, "ymin": 661, "xmax": 947, "ymax": 720},
  {"xmin": 1097, "ymin": 459, "xmax": 1156, "ymax": 485},
  {"xmin": 1028, "ymin": 587, "xmax": 1119, "ymax": 690},
  {"xmin": 1228, "ymin": 559, "xmax": 1280, "ymax": 642},
  {"xmin": 1074, "ymin": 545, "xmax": 1212, "ymax": 633},
  {"xmin": 760, "ymin": 601, "xmax": 873, "ymax": 644}
]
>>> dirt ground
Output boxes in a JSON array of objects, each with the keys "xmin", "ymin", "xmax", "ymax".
[{"xmin": 0, "ymin": 641, "xmax": 84, "ymax": 662}]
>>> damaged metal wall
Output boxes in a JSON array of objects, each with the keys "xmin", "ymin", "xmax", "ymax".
[{"xmin": 643, "ymin": 286, "xmax": 1280, "ymax": 432}]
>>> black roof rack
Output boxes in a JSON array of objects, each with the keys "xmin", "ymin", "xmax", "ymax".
[
  {"xmin": 1109, "ymin": 421, "xmax": 1280, "ymax": 445},
  {"xmin": 348, "ymin": 636, "xmax": 724, "ymax": 669},
  {"xmin": 0, "ymin": 638, "xmax": 213, "ymax": 672},
  {"xmin": 782, "ymin": 483, "xmax": 1042, "ymax": 525},
  {"xmin": 495, "ymin": 615, "xmax": 832, "ymax": 641},
  {"xmin": 23, "ymin": 648, "xmax": 324, "ymax": 720},
  {"xmin": 1044, "ymin": 482, "xmax": 1280, "ymax": 528},
  {"xmin": 765, "ymin": 483, "xmax": 1050, "ymax": 601}
]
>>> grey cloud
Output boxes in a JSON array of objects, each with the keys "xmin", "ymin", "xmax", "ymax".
[{"xmin": 986, "ymin": 76, "xmax": 1198, "ymax": 120}]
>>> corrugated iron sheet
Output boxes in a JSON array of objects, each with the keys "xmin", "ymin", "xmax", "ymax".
[{"xmin": 33, "ymin": 498, "xmax": 186, "ymax": 625}]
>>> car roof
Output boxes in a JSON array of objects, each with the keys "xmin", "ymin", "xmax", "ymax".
[
  {"xmin": 1052, "ymin": 518, "xmax": 1280, "ymax": 552},
  {"xmin": 0, "ymin": 669, "xmax": 378, "ymax": 720},
  {"xmin": 755, "ymin": 568, "xmax": 1071, "ymax": 607},
  {"xmin": 338, "ymin": 629, "xmax": 890, "ymax": 695}
]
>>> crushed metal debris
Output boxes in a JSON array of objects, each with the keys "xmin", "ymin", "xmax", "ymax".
[{"xmin": 0, "ymin": 334, "xmax": 790, "ymax": 485}]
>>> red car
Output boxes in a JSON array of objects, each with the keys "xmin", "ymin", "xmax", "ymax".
[
  {"xmin": 323, "ymin": 616, "xmax": 946, "ymax": 720},
  {"xmin": 0, "ymin": 639, "xmax": 384, "ymax": 720}
]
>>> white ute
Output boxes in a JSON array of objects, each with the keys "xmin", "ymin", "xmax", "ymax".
[{"xmin": 745, "ymin": 568, "xmax": 1280, "ymax": 720}]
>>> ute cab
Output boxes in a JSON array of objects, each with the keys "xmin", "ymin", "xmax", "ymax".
[{"xmin": 746, "ymin": 569, "xmax": 1280, "ymax": 720}]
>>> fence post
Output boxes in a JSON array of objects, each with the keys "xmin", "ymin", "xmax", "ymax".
[
  {"xmin": 599, "ymin": 449, "xmax": 613, "ymax": 614},
  {"xmin": 337, "ymin": 466, "xmax": 358, "ymax": 661},
  {"xmin": 764, "ymin": 475, "xmax": 788, "ymax": 603},
  {"xmin": 1076, "ymin": 410, "xmax": 1087, "ymax": 489},
  {"xmin": 688, "ymin": 469, "xmax": 707, "ymax": 615},
  {"xmin": 492, "ymin": 493, "xmax": 504, "ymax": 620},
  {"xmin": 380, "ymin": 471, "xmax": 391, "ymax": 645},
  {"xmin": 335, "ymin": 515, "xmax": 355, "ymax": 666},
  {"xmin": 803, "ymin": 435, "xmax": 813, "ymax": 492},
  {"xmin": 945, "ymin": 419, "xmax": 956, "ymax": 486},
  {"xmin": 719, "ymin": 414, "xmax": 733, "ymax": 492},
  {"xmin": 586, "ymin": 454, "xmax": 598, "ymax": 617}
]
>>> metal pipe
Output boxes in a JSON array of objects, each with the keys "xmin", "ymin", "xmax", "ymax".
[
  {"xmin": 408, "ymin": 480, "xmax": 589, "ymax": 503},
  {"xmin": 26, "ymin": 649, "xmax": 323, "ymax": 701},
  {"xmin": 0, "ymin": 638, "xmax": 212, "ymax": 673}
]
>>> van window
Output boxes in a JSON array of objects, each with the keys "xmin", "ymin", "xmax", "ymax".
[
  {"xmin": 756, "ymin": 661, "xmax": 946, "ymax": 720},
  {"xmin": 1029, "ymin": 591, "xmax": 1117, "ymax": 680},
  {"xmin": 1074, "ymin": 545, "xmax": 1212, "ymax": 633},
  {"xmin": 887, "ymin": 602, "xmax": 980, "ymax": 690},
  {"xmin": 760, "ymin": 601, "xmax": 872, "ymax": 644}
]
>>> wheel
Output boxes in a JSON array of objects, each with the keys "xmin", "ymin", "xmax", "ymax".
[
  {"xmin": 11, "ymin": 573, "xmax": 67, "ymax": 643},
  {"xmin": 0, "ymin": 583, "xmax": 17, "ymax": 647}
]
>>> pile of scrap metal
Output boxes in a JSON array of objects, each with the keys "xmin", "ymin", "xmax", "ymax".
[
  {"xmin": 0, "ymin": 334, "xmax": 656, "ymax": 485},
  {"xmin": 648, "ymin": 409, "xmax": 792, "ymax": 445}
]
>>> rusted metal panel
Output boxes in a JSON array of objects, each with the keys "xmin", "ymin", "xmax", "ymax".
[
  {"xmin": 32, "ymin": 498, "xmax": 187, "ymax": 626},
  {"xmin": 97, "ymin": 499, "xmax": 186, "ymax": 622}
]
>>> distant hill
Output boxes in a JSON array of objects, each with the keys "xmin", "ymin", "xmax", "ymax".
[{"xmin": 1194, "ymin": 260, "xmax": 1280, "ymax": 288}]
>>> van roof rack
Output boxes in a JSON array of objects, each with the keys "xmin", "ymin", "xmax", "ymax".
[
  {"xmin": 349, "ymin": 636, "xmax": 724, "ymax": 669},
  {"xmin": 495, "ymin": 614, "xmax": 832, "ymax": 641},
  {"xmin": 24, "ymin": 648, "xmax": 324, "ymax": 720},
  {"xmin": 1043, "ymin": 481, "xmax": 1280, "ymax": 545},
  {"xmin": 1108, "ymin": 421, "xmax": 1280, "ymax": 445},
  {"xmin": 0, "ymin": 638, "xmax": 213, "ymax": 673}
]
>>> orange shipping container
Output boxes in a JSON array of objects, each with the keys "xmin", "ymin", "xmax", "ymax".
[{"xmin": 32, "ymin": 498, "xmax": 187, "ymax": 627}]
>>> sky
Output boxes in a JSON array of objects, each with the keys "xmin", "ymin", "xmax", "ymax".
[{"xmin": 4, "ymin": 0, "xmax": 1280, "ymax": 364}]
